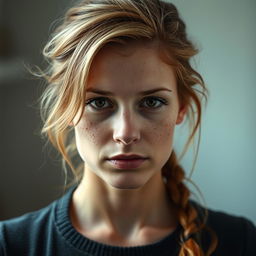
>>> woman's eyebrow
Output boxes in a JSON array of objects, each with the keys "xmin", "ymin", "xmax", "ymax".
[
  {"xmin": 86, "ymin": 88, "xmax": 172, "ymax": 95},
  {"xmin": 140, "ymin": 88, "xmax": 172, "ymax": 95}
]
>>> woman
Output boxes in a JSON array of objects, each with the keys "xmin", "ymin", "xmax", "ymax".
[{"xmin": 0, "ymin": 0, "xmax": 255, "ymax": 255}]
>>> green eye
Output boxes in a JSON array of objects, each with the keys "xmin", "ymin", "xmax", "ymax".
[
  {"xmin": 140, "ymin": 96, "xmax": 168, "ymax": 109},
  {"xmin": 86, "ymin": 97, "xmax": 113, "ymax": 110}
]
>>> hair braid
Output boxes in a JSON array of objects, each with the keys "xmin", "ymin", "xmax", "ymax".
[{"xmin": 162, "ymin": 151, "xmax": 205, "ymax": 256}]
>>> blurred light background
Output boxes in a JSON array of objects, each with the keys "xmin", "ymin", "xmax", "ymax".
[
  {"xmin": 172, "ymin": 0, "xmax": 256, "ymax": 224},
  {"xmin": 0, "ymin": 0, "xmax": 72, "ymax": 220},
  {"xmin": 0, "ymin": 0, "xmax": 255, "ymax": 224}
]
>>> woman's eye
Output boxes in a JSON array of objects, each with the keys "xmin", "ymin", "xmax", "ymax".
[
  {"xmin": 140, "ymin": 96, "xmax": 168, "ymax": 109},
  {"xmin": 85, "ymin": 97, "xmax": 113, "ymax": 110}
]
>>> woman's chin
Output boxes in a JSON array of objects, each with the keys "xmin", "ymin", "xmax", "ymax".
[{"xmin": 106, "ymin": 175, "xmax": 147, "ymax": 190}]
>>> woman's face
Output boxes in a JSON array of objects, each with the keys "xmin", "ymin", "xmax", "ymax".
[{"xmin": 74, "ymin": 42, "xmax": 186, "ymax": 190}]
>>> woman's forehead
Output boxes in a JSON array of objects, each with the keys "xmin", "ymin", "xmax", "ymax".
[
  {"xmin": 85, "ymin": 43, "xmax": 177, "ymax": 96},
  {"xmin": 96, "ymin": 39, "xmax": 161, "ymax": 57},
  {"xmin": 88, "ymin": 41, "xmax": 174, "ymax": 76}
]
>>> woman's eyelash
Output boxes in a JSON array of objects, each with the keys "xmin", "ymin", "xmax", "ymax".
[
  {"xmin": 85, "ymin": 96, "xmax": 168, "ymax": 111},
  {"xmin": 139, "ymin": 96, "xmax": 168, "ymax": 109},
  {"xmin": 85, "ymin": 97, "xmax": 113, "ymax": 110}
]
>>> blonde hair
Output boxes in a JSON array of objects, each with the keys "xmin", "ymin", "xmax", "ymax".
[{"xmin": 40, "ymin": 0, "xmax": 217, "ymax": 255}]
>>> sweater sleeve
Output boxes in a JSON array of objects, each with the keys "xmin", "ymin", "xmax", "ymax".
[
  {"xmin": 242, "ymin": 218, "xmax": 256, "ymax": 256},
  {"xmin": 0, "ymin": 222, "xmax": 7, "ymax": 256},
  {"xmin": 194, "ymin": 202, "xmax": 256, "ymax": 255}
]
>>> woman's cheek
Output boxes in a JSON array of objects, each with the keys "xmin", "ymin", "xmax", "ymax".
[
  {"xmin": 76, "ymin": 119, "xmax": 100, "ymax": 146},
  {"xmin": 148, "ymin": 121, "xmax": 175, "ymax": 144}
]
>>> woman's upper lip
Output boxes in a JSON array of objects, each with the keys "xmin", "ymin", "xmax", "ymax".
[{"xmin": 108, "ymin": 154, "xmax": 148, "ymax": 160}]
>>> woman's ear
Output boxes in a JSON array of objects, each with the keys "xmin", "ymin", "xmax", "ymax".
[{"xmin": 176, "ymin": 105, "xmax": 187, "ymax": 125}]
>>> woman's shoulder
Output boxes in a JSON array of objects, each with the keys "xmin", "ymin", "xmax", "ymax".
[
  {"xmin": 0, "ymin": 201, "xmax": 55, "ymax": 255},
  {"xmin": 207, "ymin": 205, "xmax": 255, "ymax": 232},
  {"xmin": 0, "ymin": 188, "xmax": 73, "ymax": 232},
  {"xmin": 0, "ymin": 189, "xmax": 72, "ymax": 256},
  {"xmin": 191, "ymin": 200, "xmax": 256, "ymax": 255},
  {"xmin": 0, "ymin": 199, "xmax": 56, "ymax": 232},
  {"xmin": 191, "ymin": 200, "xmax": 256, "ymax": 230},
  {"xmin": 0, "ymin": 198, "xmax": 59, "ymax": 253}
]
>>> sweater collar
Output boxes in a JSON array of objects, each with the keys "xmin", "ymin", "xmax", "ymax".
[{"xmin": 55, "ymin": 186, "xmax": 181, "ymax": 256}]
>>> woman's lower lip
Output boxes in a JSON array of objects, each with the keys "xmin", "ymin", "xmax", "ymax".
[{"xmin": 107, "ymin": 159, "xmax": 147, "ymax": 169}]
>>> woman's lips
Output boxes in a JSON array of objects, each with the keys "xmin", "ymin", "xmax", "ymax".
[
  {"xmin": 107, "ymin": 154, "xmax": 148, "ymax": 169},
  {"xmin": 107, "ymin": 158, "xmax": 147, "ymax": 169}
]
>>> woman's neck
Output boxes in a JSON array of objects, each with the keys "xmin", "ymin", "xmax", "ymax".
[{"xmin": 70, "ymin": 169, "xmax": 178, "ymax": 246}]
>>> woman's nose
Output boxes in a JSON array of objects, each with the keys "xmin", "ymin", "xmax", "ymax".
[{"xmin": 112, "ymin": 110, "xmax": 140, "ymax": 145}]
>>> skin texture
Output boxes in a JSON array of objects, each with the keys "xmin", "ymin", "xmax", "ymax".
[{"xmin": 71, "ymin": 41, "xmax": 186, "ymax": 246}]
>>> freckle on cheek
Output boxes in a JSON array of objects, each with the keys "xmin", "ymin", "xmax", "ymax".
[
  {"xmin": 149, "ymin": 125, "xmax": 163, "ymax": 142},
  {"xmin": 88, "ymin": 128, "xmax": 99, "ymax": 145},
  {"xmin": 156, "ymin": 123, "xmax": 174, "ymax": 142},
  {"xmin": 78, "ymin": 122, "xmax": 98, "ymax": 145}
]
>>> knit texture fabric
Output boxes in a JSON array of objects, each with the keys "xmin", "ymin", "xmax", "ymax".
[{"xmin": 0, "ymin": 187, "xmax": 256, "ymax": 256}]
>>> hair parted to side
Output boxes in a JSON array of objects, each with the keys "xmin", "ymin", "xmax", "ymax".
[{"xmin": 40, "ymin": 0, "xmax": 217, "ymax": 255}]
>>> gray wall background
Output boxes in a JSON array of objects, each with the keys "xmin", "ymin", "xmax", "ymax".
[
  {"xmin": 0, "ymin": 0, "xmax": 71, "ymax": 220},
  {"xmin": 0, "ymin": 0, "xmax": 255, "ymax": 224},
  {"xmin": 172, "ymin": 0, "xmax": 256, "ymax": 224}
]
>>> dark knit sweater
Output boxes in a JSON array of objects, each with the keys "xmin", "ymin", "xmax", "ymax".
[{"xmin": 0, "ymin": 187, "xmax": 255, "ymax": 256}]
